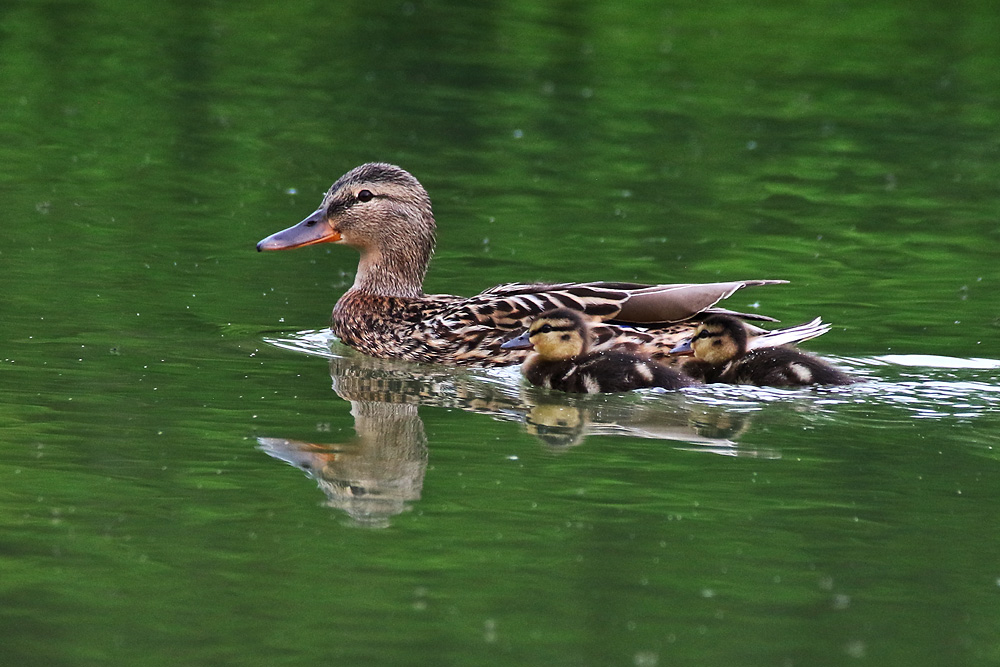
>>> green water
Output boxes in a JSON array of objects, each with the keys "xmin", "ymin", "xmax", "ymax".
[{"xmin": 3, "ymin": 1, "xmax": 1000, "ymax": 665}]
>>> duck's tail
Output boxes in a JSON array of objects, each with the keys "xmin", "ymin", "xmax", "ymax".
[{"xmin": 746, "ymin": 317, "xmax": 832, "ymax": 351}]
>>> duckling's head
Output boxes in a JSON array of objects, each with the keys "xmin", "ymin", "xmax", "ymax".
[
  {"xmin": 257, "ymin": 163, "xmax": 435, "ymax": 298},
  {"xmin": 687, "ymin": 314, "xmax": 748, "ymax": 364},
  {"xmin": 502, "ymin": 308, "xmax": 591, "ymax": 361}
]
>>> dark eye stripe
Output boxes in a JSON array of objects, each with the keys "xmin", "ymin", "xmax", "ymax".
[
  {"xmin": 327, "ymin": 197, "xmax": 353, "ymax": 216},
  {"xmin": 532, "ymin": 322, "xmax": 578, "ymax": 335}
]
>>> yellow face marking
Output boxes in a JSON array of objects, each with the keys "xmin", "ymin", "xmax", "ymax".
[
  {"xmin": 528, "ymin": 317, "xmax": 587, "ymax": 361},
  {"xmin": 690, "ymin": 323, "xmax": 741, "ymax": 365}
]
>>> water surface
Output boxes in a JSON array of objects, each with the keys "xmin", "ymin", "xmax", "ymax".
[{"xmin": 2, "ymin": 1, "xmax": 1000, "ymax": 665}]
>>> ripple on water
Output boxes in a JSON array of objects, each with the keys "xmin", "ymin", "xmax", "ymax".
[
  {"xmin": 264, "ymin": 329, "xmax": 341, "ymax": 359},
  {"xmin": 263, "ymin": 332, "xmax": 1000, "ymax": 423},
  {"xmin": 809, "ymin": 356, "xmax": 1000, "ymax": 421}
]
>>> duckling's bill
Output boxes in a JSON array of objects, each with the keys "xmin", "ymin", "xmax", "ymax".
[
  {"xmin": 257, "ymin": 208, "xmax": 341, "ymax": 251},
  {"xmin": 669, "ymin": 339, "xmax": 694, "ymax": 355},
  {"xmin": 501, "ymin": 332, "xmax": 533, "ymax": 350}
]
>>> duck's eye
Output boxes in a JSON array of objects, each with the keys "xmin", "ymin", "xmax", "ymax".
[
  {"xmin": 538, "ymin": 324, "xmax": 553, "ymax": 334},
  {"xmin": 357, "ymin": 189, "xmax": 374, "ymax": 203},
  {"xmin": 696, "ymin": 330, "xmax": 711, "ymax": 340}
]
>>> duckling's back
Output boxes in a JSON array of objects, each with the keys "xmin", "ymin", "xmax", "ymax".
[
  {"xmin": 527, "ymin": 350, "xmax": 693, "ymax": 394},
  {"xmin": 727, "ymin": 347, "xmax": 854, "ymax": 387}
]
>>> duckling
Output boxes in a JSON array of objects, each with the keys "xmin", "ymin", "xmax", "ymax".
[
  {"xmin": 501, "ymin": 308, "xmax": 693, "ymax": 393},
  {"xmin": 255, "ymin": 162, "xmax": 820, "ymax": 367},
  {"xmin": 671, "ymin": 314, "xmax": 854, "ymax": 387}
]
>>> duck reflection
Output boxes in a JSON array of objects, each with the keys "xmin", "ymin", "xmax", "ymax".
[
  {"xmin": 257, "ymin": 348, "xmax": 523, "ymax": 527},
  {"xmin": 258, "ymin": 400, "xmax": 427, "ymax": 528},
  {"xmin": 257, "ymin": 337, "xmax": 761, "ymax": 526}
]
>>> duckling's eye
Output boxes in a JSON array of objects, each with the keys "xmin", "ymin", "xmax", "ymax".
[
  {"xmin": 696, "ymin": 330, "xmax": 711, "ymax": 340},
  {"xmin": 357, "ymin": 189, "xmax": 374, "ymax": 203},
  {"xmin": 537, "ymin": 324, "xmax": 553, "ymax": 334}
]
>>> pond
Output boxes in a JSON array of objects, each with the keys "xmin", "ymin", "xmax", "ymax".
[{"xmin": 3, "ymin": 1, "xmax": 1000, "ymax": 665}]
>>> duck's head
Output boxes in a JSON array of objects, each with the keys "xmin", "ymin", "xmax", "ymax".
[
  {"xmin": 501, "ymin": 308, "xmax": 591, "ymax": 361},
  {"xmin": 670, "ymin": 314, "xmax": 748, "ymax": 364},
  {"xmin": 257, "ymin": 163, "xmax": 435, "ymax": 298}
]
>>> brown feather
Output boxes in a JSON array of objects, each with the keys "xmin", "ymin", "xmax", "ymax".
[{"xmin": 259, "ymin": 163, "xmax": 811, "ymax": 367}]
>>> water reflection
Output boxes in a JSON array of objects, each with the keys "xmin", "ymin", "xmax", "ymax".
[
  {"xmin": 256, "ymin": 330, "xmax": 758, "ymax": 525},
  {"xmin": 518, "ymin": 386, "xmax": 757, "ymax": 454},
  {"xmin": 257, "ymin": 332, "xmax": 1000, "ymax": 525},
  {"xmin": 258, "ymin": 400, "xmax": 427, "ymax": 528}
]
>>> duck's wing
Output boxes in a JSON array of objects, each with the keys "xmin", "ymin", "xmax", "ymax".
[
  {"xmin": 604, "ymin": 280, "xmax": 787, "ymax": 324},
  {"xmin": 463, "ymin": 282, "xmax": 635, "ymax": 328},
  {"xmin": 473, "ymin": 279, "xmax": 786, "ymax": 327},
  {"xmin": 746, "ymin": 317, "xmax": 832, "ymax": 351}
]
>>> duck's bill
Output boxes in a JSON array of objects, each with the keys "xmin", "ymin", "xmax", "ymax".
[
  {"xmin": 256, "ymin": 208, "xmax": 340, "ymax": 251},
  {"xmin": 669, "ymin": 339, "xmax": 694, "ymax": 355},
  {"xmin": 500, "ymin": 332, "xmax": 533, "ymax": 350}
]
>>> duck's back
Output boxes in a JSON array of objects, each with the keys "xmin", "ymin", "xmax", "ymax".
[{"xmin": 526, "ymin": 350, "xmax": 692, "ymax": 394}]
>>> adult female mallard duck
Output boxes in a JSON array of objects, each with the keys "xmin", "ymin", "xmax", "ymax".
[
  {"xmin": 501, "ymin": 308, "xmax": 693, "ymax": 393},
  {"xmin": 671, "ymin": 314, "xmax": 854, "ymax": 387},
  {"xmin": 257, "ymin": 162, "xmax": 814, "ymax": 367}
]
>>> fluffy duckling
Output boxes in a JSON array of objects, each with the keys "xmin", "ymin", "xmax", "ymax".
[
  {"xmin": 671, "ymin": 314, "xmax": 854, "ymax": 387},
  {"xmin": 501, "ymin": 308, "xmax": 693, "ymax": 393}
]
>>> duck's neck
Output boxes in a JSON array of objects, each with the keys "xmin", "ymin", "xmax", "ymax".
[
  {"xmin": 352, "ymin": 249, "xmax": 428, "ymax": 298},
  {"xmin": 349, "ymin": 215, "xmax": 434, "ymax": 299}
]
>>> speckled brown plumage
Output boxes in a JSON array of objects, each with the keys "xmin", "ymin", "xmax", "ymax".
[{"xmin": 257, "ymin": 163, "xmax": 814, "ymax": 367}]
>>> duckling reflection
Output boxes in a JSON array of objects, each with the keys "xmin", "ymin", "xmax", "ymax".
[
  {"xmin": 524, "ymin": 402, "xmax": 588, "ymax": 449},
  {"xmin": 520, "ymin": 385, "xmax": 756, "ymax": 454}
]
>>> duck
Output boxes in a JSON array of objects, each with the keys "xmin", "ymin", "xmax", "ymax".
[
  {"xmin": 257, "ymin": 162, "xmax": 814, "ymax": 367},
  {"xmin": 670, "ymin": 314, "xmax": 854, "ymax": 387},
  {"xmin": 501, "ymin": 308, "xmax": 693, "ymax": 393}
]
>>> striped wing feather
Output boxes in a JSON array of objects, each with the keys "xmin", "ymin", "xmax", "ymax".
[{"xmin": 337, "ymin": 280, "xmax": 794, "ymax": 366}]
